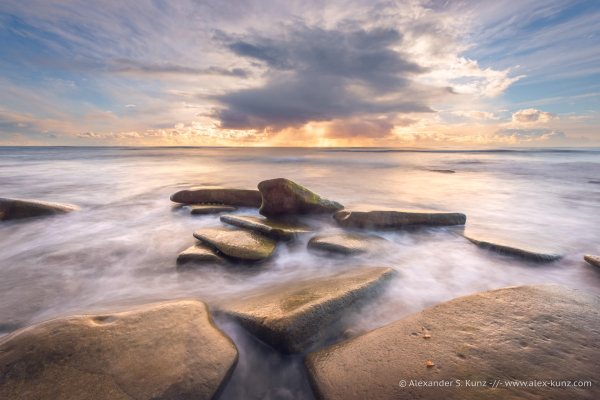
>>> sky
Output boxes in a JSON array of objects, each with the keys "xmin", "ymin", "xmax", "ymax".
[{"xmin": 0, "ymin": 0, "xmax": 599, "ymax": 147}]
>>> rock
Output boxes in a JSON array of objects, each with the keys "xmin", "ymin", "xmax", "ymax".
[
  {"xmin": 220, "ymin": 215, "xmax": 312, "ymax": 240},
  {"xmin": 305, "ymin": 284, "xmax": 600, "ymax": 400},
  {"xmin": 257, "ymin": 178, "xmax": 344, "ymax": 217},
  {"xmin": 176, "ymin": 242, "xmax": 225, "ymax": 266},
  {"xmin": 193, "ymin": 227, "xmax": 277, "ymax": 261},
  {"xmin": 429, "ymin": 169, "xmax": 455, "ymax": 173},
  {"xmin": 584, "ymin": 254, "xmax": 600, "ymax": 268},
  {"xmin": 333, "ymin": 204, "xmax": 466, "ymax": 229},
  {"xmin": 308, "ymin": 233, "xmax": 389, "ymax": 255},
  {"xmin": 0, "ymin": 197, "xmax": 79, "ymax": 221},
  {"xmin": 220, "ymin": 266, "xmax": 397, "ymax": 354},
  {"xmin": 0, "ymin": 300, "xmax": 239, "ymax": 400},
  {"xmin": 170, "ymin": 186, "xmax": 262, "ymax": 207},
  {"xmin": 460, "ymin": 232, "xmax": 562, "ymax": 262},
  {"xmin": 188, "ymin": 204, "xmax": 238, "ymax": 215}
]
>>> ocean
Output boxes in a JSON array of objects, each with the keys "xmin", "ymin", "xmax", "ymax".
[{"xmin": 1, "ymin": 146, "xmax": 600, "ymax": 399}]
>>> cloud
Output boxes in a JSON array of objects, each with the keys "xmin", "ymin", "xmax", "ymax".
[
  {"xmin": 48, "ymin": 134, "xmax": 57, "ymax": 138},
  {"xmin": 512, "ymin": 108, "xmax": 557, "ymax": 123},
  {"xmin": 75, "ymin": 132, "xmax": 102, "ymax": 139},
  {"xmin": 125, "ymin": 104, "xmax": 136, "ymax": 107},
  {"xmin": 452, "ymin": 111, "xmax": 500, "ymax": 120},
  {"xmin": 494, "ymin": 128, "xmax": 590, "ymax": 145},
  {"xmin": 111, "ymin": 58, "xmax": 249, "ymax": 78}
]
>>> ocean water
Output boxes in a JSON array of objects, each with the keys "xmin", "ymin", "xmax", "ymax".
[{"xmin": 1, "ymin": 146, "xmax": 600, "ymax": 399}]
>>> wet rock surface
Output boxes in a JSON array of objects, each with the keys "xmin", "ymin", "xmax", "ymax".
[
  {"xmin": 176, "ymin": 242, "xmax": 225, "ymax": 266},
  {"xmin": 193, "ymin": 227, "xmax": 277, "ymax": 262},
  {"xmin": 220, "ymin": 215, "xmax": 312, "ymax": 239},
  {"xmin": 188, "ymin": 204, "xmax": 238, "ymax": 215},
  {"xmin": 0, "ymin": 300, "xmax": 239, "ymax": 400},
  {"xmin": 333, "ymin": 204, "xmax": 466, "ymax": 229},
  {"xmin": 460, "ymin": 231, "xmax": 562, "ymax": 262},
  {"xmin": 258, "ymin": 178, "xmax": 344, "ymax": 217},
  {"xmin": 584, "ymin": 254, "xmax": 600, "ymax": 268},
  {"xmin": 0, "ymin": 197, "xmax": 79, "ymax": 221},
  {"xmin": 305, "ymin": 284, "xmax": 600, "ymax": 400},
  {"xmin": 308, "ymin": 233, "xmax": 389, "ymax": 255},
  {"xmin": 171, "ymin": 186, "xmax": 262, "ymax": 207},
  {"xmin": 220, "ymin": 266, "xmax": 397, "ymax": 354}
]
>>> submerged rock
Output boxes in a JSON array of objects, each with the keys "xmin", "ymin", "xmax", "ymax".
[
  {"xmin": 193, "ymin": 227, "xmax": 277, "ymax": 261},
  {"xmin": 171, "ymin": 186, "xmax": 262, "ymax": 207},
  {"xmin": 584, "ymin": 254, "xmax": 600, "ymax": 268},
  {"xmin": 0, "ymin": 300, "xmax": 238, "ymax": 400},
  {"xmin": 308, "ymin": 233, "xmax": 389, "ymax": 255},
  {"xmin": 333, "ymin": 204, "xmax": 466, "ymax": 229},
  {"xmin": 176, "ymin": 242, "xmax": 225, "ymax": 266},
  {"xmin": 460, "ymin": 232, "xmax": 562, "ymax": 262},
  {"xmin": 188, "ymin": 204, "xmax": 238, "ymax": 215},
  {"xmin": 220, "ymin": 215, "xmax": 312, "ymax": 239},
  {"xmin": 257, "ymin": 178, "xmax": 344, "ymax": 217},
  {"xmin": 0, "ymin": 197, "xmax": 79, "ymax": 221},
  {"xmin": 429, "ymin": 169, "xmax": 455, "ymax": 173},
  {"xmin": 305, "ymin": 284, "xmax": 600, "ymax": 400},
  {"xmin": 220, "ymin": 266, "xmax": 397, "ymax": 354}
]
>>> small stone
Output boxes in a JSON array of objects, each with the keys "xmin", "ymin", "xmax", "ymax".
[
  {"xmin": 176, "ymin": 243, "xmax": 225, "ymax": 266},
  {"xmin": 584, "ymin": 255, "xmax": 600, "ymax": 269},
  {"xmin": 426, "ymin": 361, "xmax": 434, "ymax": 367},
  {"xmin": 188, "ymin": 204, "xmax": 238, "ymax": 215},
  {"xmin": 0, "ymin": 197, "xmax": 79, "ymax": 221},
  {"xmin": 220, "ymin": 215, "xmax": 311, "ymax": 239},
  {"xmin": 308, "ymin": 233, "xmax": 389, "ymax": 255},
  {"xmin": 193, "ymin": 227, "xmax": 277, "ymax": 261},
  {"xmin": 459, "ymin": 230, "xmax": 562, "ymax": 262},
  {"xmin": 423, "ymin": 335, "xmax": 431, "ymax": 338}
]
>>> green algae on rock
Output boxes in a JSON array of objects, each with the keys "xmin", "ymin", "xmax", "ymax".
[
  {"xmin": 193, "ymin": 227, "xmax": 277, "ymax": 261},
  {"xmin": 257, "ymin": 178, "xmax": 344, "ymax": 217}
]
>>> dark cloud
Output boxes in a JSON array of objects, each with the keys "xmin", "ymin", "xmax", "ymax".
[
  {"xmin": 111, "ymin": 58, "xmax": 249, "ymax": 78},
  {"xmin": 210, "ymin": 24, "xmax": 436, "ymax": 135}
]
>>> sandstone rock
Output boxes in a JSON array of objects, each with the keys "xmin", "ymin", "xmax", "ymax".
[
  {"xmin": 220, "ymin": 215, "xmax": 312, "ymax": 240},
  {"xmin": 460, "ymin": 232, "xmax": 562, "ymax": 262},
  {"xmin": 193, "ymin": 227, "xmax": 277, "ymax": 261},
  {"xmin": 0, "ymin": 300, "xmax": 238, "ymax": 400},
  {"xmin": 176, "ymin": 242, "xmax": 225, "ymax": 266},
  {"xmin": 0, "ymin": 197, "xmax": 79, "ymax": 221},
  {"xmin": 308, "ymin": 233, "xmax": 389, "ymax": 255},
  {"xmin": 220, "ymin": 266, "xmax": 397, "ymax": 354},
  {"xmin": 171, "ymin": 186, "xmax": 262, "ymax": 207},
  {"xmin": 333, "ymin": 204, "xmax": 466, "ymax": 229},
  {"xmin": 584, "ymin": 254, "xmax": 600, "ymax": 268},
  {"xmin": 257, "ymin": 178, "xmax": 344, "ymax": 217},
  {"xmin": 187, "ymin": 204, "xmax": 238, "ymax": 215},
  {"xmin": 305, "ymin": 284, "xmax": 600, "ymax": 400}
]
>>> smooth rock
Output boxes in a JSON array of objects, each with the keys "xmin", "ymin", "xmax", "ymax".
[
  {"xmin": 188, "ymin": 204, "xmax": 238, "ymax": 215},
  {"xmin": 0, "ymin": 197, "xmax": 79, "ymax": 221},
  {"xmin": 176, "ymin": 242, "xmax": 225, "ymax": 266},
  {"xmin": 308, "ymin": 233, "xmax": 389, "ymax": 255},
  {"xmin": 0, "ymin": 300, "xmax": 239, "ymax": 400},
  {"xmin": 193, "ymin": 227, "xmax": 277, "ymax": 261},
  {"xmin": 171, "ymin": 186, "xmax": 262, "ymax": 207},
  {"xmin": 220, "ymin": 266, "xmax": 397, "ymax": 354},
  {"xmin": 305, "ymin": 284, "xmax": 600, "ymax": 400},
  {"xmin": 333, "ymin": 204, "xmax": 466, "ymax": 229},
  {"xmin": 429, "ymin": 169, "xmax": 455, "ymax": 173},
  {"xmin": 584, "ymin": 254, "xmax": 600, "ymax": 268},
  {"xmin": 220, "ymin": 215, "xmax": 312, "ymax": 239},
  {"xmin": 257, "ymin": 178, "xmax": 344, "ymax": 217},
  {"xmin": 461, "ymin": 232, "xmax": 562, "ymax": 262}
]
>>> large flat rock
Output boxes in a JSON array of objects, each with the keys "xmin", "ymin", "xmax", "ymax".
[
  {"xmin": 461, "ymin": 232, "xmax": 562, "ymax": 262},
  {"xmin": 333, "ymin": 204, "xmax": 466, "ymax": 229},
  {"xmin": 220, "ymin": 266, "xmax": 397, "ymax": 354},
  {"xmin": 0, "ymin": 197, "xmax": 79, "ymax": 221},
  {"xmin": 176, "ymin": 242, "xmax": 225, "ymax": 267},
  {"xmin": 193, "ymin": 227, "xmax": 277, "ymax": 261},
  {"xmin": 220, "ymin": 215, "xmax": 312, "ymax": 239},
  {"xmin": 584, "ymin": 254, "xmax": 600, "ymax": 268},
  {"xmin": 305, "ymin": 284, "xmax": 600, "ymax": 400},
  {"xmin": 0, "ymin": 300, "xmax": 238, "ymax": 400},
  {"xmin": 171, "ymin": 186, "xmax": 262, "ymax": 207},
  {"xmin": 258, "ymin": 178, "xmax": 344, "ymax": 217},
  {"xmin": 308, "ymin": 233, "xmax": 389, "ymax": 255}
]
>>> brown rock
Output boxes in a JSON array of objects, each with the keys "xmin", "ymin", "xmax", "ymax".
[
  {"xmin": 220, "ymin": 215, "xmax": 312, "ymax": 239},
  {"xmin": 333, "ymin": 204, "xmax": 466, "ymax": 229},
  {"xmin": 305, "ymin": 284, "xmax": 600, "ymax": 400},
  {"xmin": 460, "ymin": 231, "xmax": 562, "ymax": 262},
  {"xmin": 308, "ymin": 233, "xmax": 389, "ymax": 255},
  {"xmin": 193, "ymin": 227, "xmax": 277, "ymax": 261},
  {"xmin": 176, "ymin": 242, "xmax": 225, "ymax": 266},
  {"xmin": 188, "ymin": 204, "xmax": 238, "ymax": 215},
  {"xmin": 220, "ymin": 266, "xmax": 397, "ymax": 354},
  {"xmin": 257, "ymin": 178, "xmax": 344, "ymax": 217},
  {"xmin": 170, "ymin": 186, "xmax": 262, "ymax": 207},
  {"xmin": 0, "ymin": 300, "xmax": 239, "ymax": 400},
  {"xmin": 584, "ymin": 254, "xmax": 600, "ymax": 268},
  {"xmin": 0, "ymin": 197, "xmax": 79, "ymax": 221}
]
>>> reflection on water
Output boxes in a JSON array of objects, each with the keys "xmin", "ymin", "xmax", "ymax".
[{"xmin": 1, "ymin": 146, "xmax": 600, "ymax": 398}]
